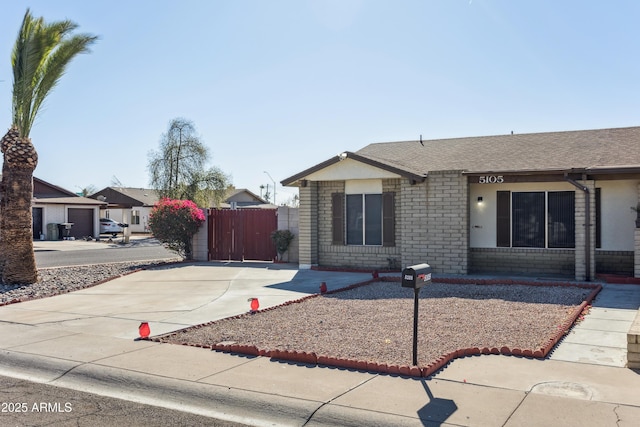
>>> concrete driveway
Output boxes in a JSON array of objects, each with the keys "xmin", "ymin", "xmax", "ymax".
[{"xmin": 0, "ymin": 262, "xmax": 372, "ymax": 340}]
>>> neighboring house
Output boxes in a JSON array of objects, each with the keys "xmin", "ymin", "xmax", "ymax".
[
  {"xmin": 32, "ymin": 177, "xmax": 106, "ymax": 239},
  {"xmin": 282, "ymin": 126, "xmax": 640, "ymax": 281},
  {"xmin": 88, "ymin": 187, "xmax": 274, "ymax": 234},
  {"xmin": 219, "ymin": 188, "xmax": 274, "ymax": 209},
  {"xmin": 89, "ymin": 187, "xmax": 159, "ymax": 233}
]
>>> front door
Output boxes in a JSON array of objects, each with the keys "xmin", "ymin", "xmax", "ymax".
[{"xmin": 32, "ymin": 207, "xmax": 43, "ymax": 239}]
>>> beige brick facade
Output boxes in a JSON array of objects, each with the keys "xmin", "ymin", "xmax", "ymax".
[
  {"xmin": 284, "ymin": 127, "xmax": 640, "ymax": 280},
  {"xmin": 298, "ymin": 182, "xmax": 318, "ymax": 268},
  {"xmin": 315, "ymin": 179, "xmax": 402, "ymax": 270},
  {"xmin": 295, "ymin": 174, "xmax": 607, "ymax": 280},
  {"xmin": 299, "ymin": 172, "xmax": 471, "ymax": 273}
]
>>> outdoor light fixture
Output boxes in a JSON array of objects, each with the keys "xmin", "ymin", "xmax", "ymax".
[{"xmin": 477, "ymin": 196, "xmax": 484, "ymax": 203}]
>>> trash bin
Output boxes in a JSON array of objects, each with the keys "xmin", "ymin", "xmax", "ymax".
[
  {"xmin": 57, "ymin": 222, "xmax": 74, "ymax": 240},
  {"xmin": 47, "ymin": 223, "xmax": 59, "ymax": 241}
]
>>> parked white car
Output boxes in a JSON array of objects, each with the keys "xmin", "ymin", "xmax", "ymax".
[{"xmin": 99, "ymin": 218, "xmax": 125, "ymax": 236}]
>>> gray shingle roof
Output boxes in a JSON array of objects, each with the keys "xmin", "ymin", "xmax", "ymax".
[
  {"xmin": 281, "ymin": 126, "xmax": 640, "ymax": 186},
  {"xmin": 356, "ymin": 126, "xmax": 640, "ymax": 174}
]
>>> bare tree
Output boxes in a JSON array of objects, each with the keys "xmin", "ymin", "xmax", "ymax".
[
  {"xmin": 77, "ymin": 184, "xmax": 96, "ymax": 197},
  {"xmin": 148, "ymin": 118, "xmax": 230, "ymax": 207}
]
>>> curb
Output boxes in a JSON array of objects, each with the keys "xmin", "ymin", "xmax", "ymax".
[{"xmin": 0, "ymin": 349, "xmax": 319, "ymax": 427}]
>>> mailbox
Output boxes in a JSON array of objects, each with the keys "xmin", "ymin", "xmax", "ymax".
[{"xmin": 401, "ymin": 263, "xmax": 432, "ymax": 289}]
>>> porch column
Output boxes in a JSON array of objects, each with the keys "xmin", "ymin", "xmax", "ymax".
[{"xmin": 298, "ymin": 181, "xmax": 318, "ymax": 269}]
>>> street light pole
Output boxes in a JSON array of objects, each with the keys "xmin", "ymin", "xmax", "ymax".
[{"xmin": 264, "ymin": 171, "xmax": 276, "ymax": 205}]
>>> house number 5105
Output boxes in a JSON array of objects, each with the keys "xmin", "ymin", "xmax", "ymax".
[{"xmin": 478, "ymin": 175, "xmax": 504, "ymax": 184}]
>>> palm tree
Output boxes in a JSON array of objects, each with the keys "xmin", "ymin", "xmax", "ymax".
[{"xmin": 0, "ymin": 9, "xmax": 97, "ymax": 284}]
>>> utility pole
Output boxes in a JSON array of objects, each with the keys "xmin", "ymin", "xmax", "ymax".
[{"xmin": 264, "ymin": 171, "xmax": 276, "ymax": 205}]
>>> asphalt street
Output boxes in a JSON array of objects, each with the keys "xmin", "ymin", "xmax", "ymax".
[
  {"xmin": 34, "ymin": 237, "xmax": 178, "ymax": 268},
  {"xmin": 0, "ymin": 375, "xmax": 248, "ymax": 427}
]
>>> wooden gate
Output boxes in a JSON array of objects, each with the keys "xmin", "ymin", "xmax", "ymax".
[{"xmin": 208, "ymin": 209, "xmax": 277, "ymax": 261}]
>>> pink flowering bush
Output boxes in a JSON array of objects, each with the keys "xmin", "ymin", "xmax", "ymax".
[{"xmin": 148, "ymin": 198, "xmax": 205, "ymax": 259}]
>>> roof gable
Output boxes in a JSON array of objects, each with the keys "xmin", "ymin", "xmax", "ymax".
[
  {"xmin": 90, "ymin": 187, "xmax": 159, "ymax": 207},
  {"xmin": 305, "ymin": 157, "xmax": 402, "ymax": 181},
  {"xmin": 33, "ymin": 177, "xmax": 77, "ymax": 198},
  {"xmin": 281, "ymin": 151, "xmax": 426, "ymax": 186},
  {"xmin": 225, "ymin": 188, "xmax": 268, "ymax": 204}
]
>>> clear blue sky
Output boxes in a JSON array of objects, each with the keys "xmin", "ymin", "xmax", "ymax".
[{"xmin": 1, "ymin": 1, "xmax": 639, "ymax": 205}]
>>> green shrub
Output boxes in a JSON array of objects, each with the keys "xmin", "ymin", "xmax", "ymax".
[{"xmin": 270, "ymin": 229, "xmax": 295, "ymax": 261}]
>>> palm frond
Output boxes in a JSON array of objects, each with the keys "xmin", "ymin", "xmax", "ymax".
[
  {"xmin": 29, "ymin": 34, "xmax": 98, "ymax": 135},
  {"xmin": 10, "ymin": 8, "xmax": 98, "ymax": 137}
]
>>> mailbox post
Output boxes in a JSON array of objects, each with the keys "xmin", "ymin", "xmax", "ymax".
[{"xmin": 402, "ymin": 263, "xmax": 432, "ymax": 366}]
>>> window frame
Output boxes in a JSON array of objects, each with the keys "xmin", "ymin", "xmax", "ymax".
[
  {"xmin": 332, "ymin": 192, "xmax": 395, "ymax": 247},
  {"xmin": 131, "ymin": 209, "xmax": 141, "ymax": 225},
  {"xmin": 497, "ymin": 190, "xmax": 575, "ymax": 249}
]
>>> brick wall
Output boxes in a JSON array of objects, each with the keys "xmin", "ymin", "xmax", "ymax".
[
  {"xmin": 399, "ymin": 179, "xmax": 429, "ymax": 267},
  {"xmin": 470, "ymin": 248, "xmax": 574, "ymax": 276},
  {"xmin": 316, "ymin": 179, "xmax": 402, "ymax": 269},
  {"xmin": 596, "ymin": 250, "xmax": 633, "ymax": 275},
  {"xmin": 628, "ymin": 311, "xmax": 640, "ymax": 369},
  {"xmin": 308, "ymin": 171, "xmax": 471, "ymax": 273},
  {"xmin": 298, "ymin": 182, "xmax": 318, "ymax": 268},
  {"xmin": 424, "ymin": 171, "xmax": 468, "ymax": 274}
]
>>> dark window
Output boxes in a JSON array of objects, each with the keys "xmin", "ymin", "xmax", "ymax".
[
  {"xmin": 364, "ymin": 194, "xmax": 382, "ymax": 245},
  {"xmin": 496, "ymin": 191, "xmax": 511, "ymax": 247},
  {"xmin": 595, "ymin": 188, "xmax": 601, "ymax": 249},
  {"xmin": 512, "ymin": 192, "xmax": 545, "ymax": 247},
  {"xmin": 548, "ymin": 192, "xmax": 575, "ymax": 248},
  {"xmin": 382, "ymin": 192, "xmax": 395, "ymax": 246},
  {"xmin": 346, "ymin": 194, "xmax": 364, "ymax": 245},
  {"xmin": 498, "ymin": 191, "xmax": 575, "ymax": 248},
  {"xmin": 334, "ymin": 192, "xmax": 394, "ymax": 246}
]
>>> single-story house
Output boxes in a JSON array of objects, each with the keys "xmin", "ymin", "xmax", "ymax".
[
  {"xmin": 220, "ymin": 188, "xmax": 274, "ymax": 209},
  {"xmin": 282, "ymin": 126, "xmax": 640, "ymax": 281},
  {"xmin": 32, "ymin": 177, "xmax": 106, "ymax": 239},
  {"xmin": 89, "ymin": 187, "xmax": 159, "ymax": 233}
]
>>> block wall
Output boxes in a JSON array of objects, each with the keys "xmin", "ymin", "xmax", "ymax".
[{"xmin": 470, "ymin": 248, "xmax": 574, "ymax": 276}]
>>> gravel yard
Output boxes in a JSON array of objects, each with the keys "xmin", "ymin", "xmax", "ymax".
[{"xmin": 159, "ymin": 280, "xmax": 593, "ymax": 367}]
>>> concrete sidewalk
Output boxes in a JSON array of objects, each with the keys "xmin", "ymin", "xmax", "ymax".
[{"xmin": 1, "ymin": 263, "xmax": 639, "ymax": 426}]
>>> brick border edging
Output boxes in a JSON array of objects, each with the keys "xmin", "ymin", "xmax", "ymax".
[{"xmin": 153, "ymin": 277, "xmax": 602, "ymax": 379}]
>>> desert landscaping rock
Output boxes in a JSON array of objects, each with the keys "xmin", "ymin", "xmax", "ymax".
[{"xmin": 158, "ymin": 281, "xmax": 595, "ymax": 368}]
